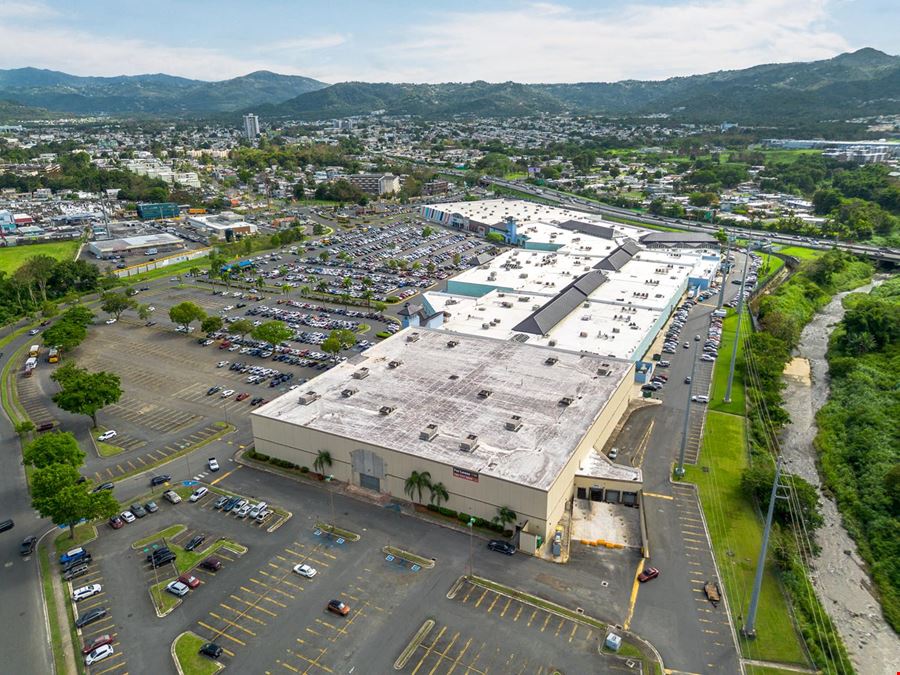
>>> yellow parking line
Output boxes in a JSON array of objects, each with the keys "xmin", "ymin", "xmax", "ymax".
[
  {"xmin": 230, "ymin": 595, "xmax": 278, "ymax": 617},
  {"xmin": 554, "ymin": 617, "xmax": 565, "ymax": 637},
  {"xmin": 197, "ymin": 621, "xmax": 245, "ymax": 645},
  {"xmin": 623, "ymin": 559, "xmax": 645, "ymax": 630},
  {"xmin": 527, "ymin": 609, "xmax": 537, "ymax": 627},
  {"xmin": 568, "ymin": 622, "xmax": 578, "ymax": 643},
  {"xmin": 222, "ymin": 647, "xmax": 235, "ymax": 657},
  {"xmin": 278, "ymin": 660, "xmax": 300, "ymax": 672},
  {"xmin": 127, "ymin": 460, "xmax": 136, "ymax": 470},
  {"xmin": 94, "ymin": 660, "xmax": 127, "ymax": 675},
  {"xmin": 512, "ymin": 605, "xmax": 523, "ymax": 622},
  {"xmin": 429, "ymin": 631, "xmax": 459, "ymax": 675},
  {"xmin": 445, "ymin": 637, "xmax": 472, "ymax": 675},
  {"xmin": 305, "ymin": 627, "xmax": 321, "ymax": 637},
  {"xmin": 209, "ymin": 612, "xmax": 257, "ymax": 635},
  {"xmin": 499, "ymin": 598, "xmax": 512, "ymax": 617},
  {"xmin": 411, "ymin": 626, "xmax": 446, "ymax": 675},
  {"xmin": 259, "ymin": 569, "xmax": 303, "ymax": 590},
  {"xmin": 291, "ymin": 647, "xmax": 333, "ymax": 673},
  {"xmin": 221, "ymin": 603, "xmax": 266, "ymax": 625},
  {"xmin": 474, "ymin": 589, "xmax": 489, "ymax": 608},
  {"xmin": 461, "ymin": 584, "xmax": 475, "ymax": 603},
  {"xmin": 136, "ymin": 456, "xmax": 146, "ymax": 465},
  {"xmin": 115, "ymin": 464, "xmax": 125, "ymax": 474},
  {"xmin": 211, "ymin": 466, "xmax": 241, "ymax": 485},
  {"xmin": 248, "ymin": 578, "xmax": 294, "ymax": 599},
  {"xmin": 486, "ymin": 594, "xmax": 500, "ymax": 614},
  {"xmin": 642, "ymin": 492, "xmax": 674, "ymax": 500},
  {"xmin": 540, "ymin": 614, "xmax": 551, "ymax": 632}
]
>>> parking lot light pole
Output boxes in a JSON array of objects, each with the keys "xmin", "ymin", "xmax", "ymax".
[
  {"xmin": 325, "ymin": 474, "xmax": 335, "ymax": 533},
  {"xmin": 676, "ymin": 343, "xmax": 698, "ymax": 478},
  {"xmin": 724, "ymin": 245, "xmax": 751, "ymax": 404},
  {"xmin": 467, "ymin": 517, "xmax": 476, "ymax": 577}
]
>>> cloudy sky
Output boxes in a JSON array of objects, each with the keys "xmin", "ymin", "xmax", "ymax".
[{"xmin": 0, "ymin": 0, "xmax": 895, "ymax": 83}]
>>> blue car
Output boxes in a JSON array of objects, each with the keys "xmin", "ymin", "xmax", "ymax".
[{"xmin": 60, "ymin": 547, "xmax": 89, "ymax": 565}]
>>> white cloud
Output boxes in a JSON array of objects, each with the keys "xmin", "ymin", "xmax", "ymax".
[
  {"xmin": 0, "ymin": 1, "xmax": 57, "ymax": 19},
  {"xmin": 321, "ymin": 0, "xmax": 852, "ymax": 83},
  {"xmin": 256, "ymin": 34, "xmax": 349, "ymax": 53}
]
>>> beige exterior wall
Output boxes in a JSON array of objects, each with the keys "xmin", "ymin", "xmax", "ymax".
[{"xmin": 251, "ymin": 362, "xmax": 635, "ymax": 546}]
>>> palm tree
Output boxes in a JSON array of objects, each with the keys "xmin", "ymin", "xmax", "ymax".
[
  {"xmin": 493, "ymin": 506, "xmax": 517, "ymax": 530},
  {"xmin": 313, "ymin": 450, "xmax": 333, "ymax": 476},
  {"xmin": 361, "ymin": 289, "xmax": 374, "ymax": 307},
  {"xmin": 255, "ymin": 276, "xmax": 265, "ymax": 290},
  {"xmin": 429, "ymin": 482, "xmax": 449, "ymax": 508},
  {"xmin": 316, "ymin": 280, "xmax": 329, "ymax": 294},
  {"xmin": 404, "ymin": 471, "xmax": 432, "ymax": 503},
  {"xmin": 342, "ymin": 276, "xmax": 352, "ymax": 289},
  {"xmin": 300, "ymin": 285, "xmax": 312, "ymax": 297},
  {"xmin": 280, "ymin": 284, "xmax": 291, "ymax": 296}
]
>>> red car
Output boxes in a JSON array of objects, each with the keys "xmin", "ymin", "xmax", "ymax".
[
  {"xmin": 327, "ymin": 599, "xmax": 350, "ymax": 616},
  {"xmin": 82, "ymin": 634, "xmax": 114, "ymax": 655},
  {"xmin": 178, "ymin": 573, "xmax": 201, "ymax": 589},
  {"xmin": 638, "ymin": 567, "xmax": 660, "ymax": 583},
  {"xmin": 236, "ymin": 392, "xmax": 250, "ymax": 401},
  {"xmin": 108, "ymin": 515, "xmax": 124, "ymax": 529}
]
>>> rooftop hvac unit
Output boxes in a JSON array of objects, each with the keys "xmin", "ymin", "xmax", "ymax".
[
  {"xmin": 341, "ymin": 388, "xmax": 358, "ymax": 398},
  {"xmin": 447, "ymin": 340, "xmax": 459, "ymax": 348},
  {"xmin": 501, "ymin": 301, "xmax": 513, "ymax": 308},
  {"xmin": 482, "ymin": 323, "xmax": 490, "ymax": 329},
  {"xmin": 579, "ymin": 331, "xmax": 588, "ymax": 338},
  {"xmin": 406, "ymin": 332, "xmax": 420, "ymax": 342},
  {"xmin": 379, "ymin": 405, "xmax": 395, "ymax": 415},
  {"xmin": 298, "ymin": 391, "xmax": 320, "ymax": 405},
  {"xmin": 545, "ymin": 356, "xmax": 558, "ymax": 366},
  {"xmin": 420, "ymin": 424, "xmax": 439, "ymax": 441},
  {"xmin": 351, "ymin": 367, "xmax": 370, "ymax": 380},
  {"xmin": 460, "ymin": 434, "xmax": 479, "ymax": 452},
  {"xmin": 518, "ymin": 296, "xmax": 531, "ymax": 302},
  {"xmin": 505, "ymin": 415, "xmax": 523, "ymax": 432},
  {"xmin": 519, "ymin": 273, "xmax": 529, "ymax": 279},
  {"xmin": 559, "ymin": 396, "xmax": 575, "ymax": 407},
  {"xmin": 388, "ymin": 360, "xmax": 402, "ymax": 369},
  {"xmin": 597, "ymin": 368, "xmax": 610, "ymax": 376},
  {"xmin": 548, "ymin": 339, "xmax": 557, "ymax": 347},
  {"xmin": 477, "ymin": 389, "xmax": 492, "ymax": 399}
]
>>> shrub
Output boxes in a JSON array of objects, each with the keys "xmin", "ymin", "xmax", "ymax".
[
  {"xmin": 300, "ymin": 466, "xmax": 309, "ymax": 473},
  {"xmin": 375, "ymin": 331, "xmax": 391, "ymax": 339},
  {"xmin": 438, "ymin": 506, "xmax": 457, "ymax": 518},
  {"xmin": 426, "ymin": 504, "xmax": 439, "ymax": 512},
  {"xmin": 457, "ymin": 512, "xmax": 471, "ymax": 524},
  {"xmin": 386, "ymin": 296, "xmax": 400, "ymax": 304}
]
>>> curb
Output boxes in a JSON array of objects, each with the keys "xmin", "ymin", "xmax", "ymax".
[
  {"xmin": 393, "ymin": 619, "xmax": 434, "ymax": 670},
  {"xmin": 151, "ymin": 584, "xmax": 182, "ymax": 618},
  {"xmin": 382, "ymin": 545, "xmax": 435, "ymax": 569}
]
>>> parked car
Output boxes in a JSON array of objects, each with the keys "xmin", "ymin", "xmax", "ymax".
[
  {"xmin": 82, "ymin": 634, "xmax": 113, "ymax": 655},
  {"xmin": 163, "ymin": 490, "xmax": 182, "ymax": 504},
  {"xmin": 206, "ymin": 386, "xmax": 221, "ymax": 396},
  {"xmin": 92, "ymin": 482, "xmax": 115, "ymax": 493},
  {"xmin": 207, "ymin": 458, "xmax": 219, "ymax": 472},
  {"xmin": 130, "ymin": 503, "xmax": 147, "ymax": 518},
  {"xmin": 85, "ymin": 644, "xmax": 114, "ymax": 666},
  {"xmin": 199, "ymin": 557, "xmax": 222, "ymax": 571},
  {"xmin": 222, "ymin": 497, "xmax": 240, "ymax": 512},
  {"xmin": 178, "ymin": 574, "xmax": 201, "ymax": 589},
  {"xmin": 19, "ymin": 536, "xmax": 37, "ymax": 556},
  {"xmin": 691, "ymin": 395, "xmax": 710, "ymax": 403},
  {"xmin": 108, "ymin": 515, "xmax": 124, "ymax": 529},
  {"xmin": 144, "ymin": 501, "xmax": 159, "ymax": 513},
  {"xmin": 220, "ymin": 389, "xmax": 235, "ymax": 398},
  {"xmin": 199, "ymin": 643, "xmax": 223, "ymax": 659},
  {"xmin": 60, "ymin": 547, "xmax": 90, "ymax": 565},
  {"xmin": 75, "ymin": 607, "xmax": 108, "ymax": 628},
  {"xmin": 212, "ymin": 496, "xmax": 228, "ymax": 510},
  {"xmin": 97, "ymin": 430, "xmax": 117, "ymax": 442},
  {"xmin": 166, "ymin": 580, "xmax": 190, "ymax": 597},
  {"xmin": 72, "ymin": 583, "xmax": 102, "ymax": 602},
  {"xmin": 150, "ymin": 551, "xmax": 176, "ymax": 567},
  {"xmin": 185, "ymin": 535, "xmax": 206, "ymax": 551},
  {"xmin": 189, "ymin": 487, "xmax": 208, "ymax": 502},
  {"xmin": 150, "ymin": 474, "xmax": 171, "ymax": 487},
  {"xmin": 327, "ymin": 599, "xmax": 350, "ymax": 616},
  {"xmin": 120, "ymin": 511, "xmax": 136, "ymax": 524},
  {"xmin": 487, "ymin": 540, "xmax": 516, "ymax": 555},
  {"xmin": 293, "ymin": 563, "xmax": 317, "ymax": 578},
  {"xmin": 236, "ymin": 503, "xmax": 252, "ymax": 518},
  {"xmin": 63, "ymin": 564, "xmax": 90, "ymax": 581},
  {"xmin": 638, "ymin": 567, "xmax": 660, "ymax": 582}
]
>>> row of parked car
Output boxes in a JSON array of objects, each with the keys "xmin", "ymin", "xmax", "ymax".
[
  {"xmin": 58, "ymin": 546, "xmax": 117, "ymax": 665},
  {"xmin": 212, "ymin": 494, "xmax": 272, "ymax": 523}
]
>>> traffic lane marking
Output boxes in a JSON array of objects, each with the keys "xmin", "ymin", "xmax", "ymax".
[{"xmin": 197, "ymin": 620, "xmax": 246, "ymax": 646}]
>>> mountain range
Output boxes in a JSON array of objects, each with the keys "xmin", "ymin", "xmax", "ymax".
[{"xmin": 0, "ymin": 49, "xmax": 898, "ymax": 123}]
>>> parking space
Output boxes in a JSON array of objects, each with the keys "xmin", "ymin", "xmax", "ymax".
[
  {"xmin": 65, "ymin": 559, "xmax": 129, "ymax": 674},
  {"xmin": 193, "ymin": 487, "xmax": 289, "ymax": 532},
  {"xmin": 17, "ymin": 374, "xmax": 57, "ymax": 427}
]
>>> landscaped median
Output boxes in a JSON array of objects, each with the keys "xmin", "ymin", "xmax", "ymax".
[
  {"xmin": 172, "ymin": 631, "xmax": 223, "ymax": 675},
  {"xmin": 382, "ymin": 545, "xmax": 434, "ymax": 569},
  {"xmin": 314, "ymin": 522, "xmax": 360, "ymax": 541},
  {"xmin": 131, "ymin": 524, "xmax": 187, "ymax": 550},
  {"xmin": 457, "ymin": 575, "xmax": 664, "ymax": 674}
]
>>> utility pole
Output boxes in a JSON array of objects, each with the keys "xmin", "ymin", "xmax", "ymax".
[
  {"xmin": 716, "ymin": 233, "xmax": 730, "ymax": 310},
  {"xmin": 724, "ymin": 244, "xmax": 750, "ymax": 403},
  {"xmin": 675, "ymin": 342, "xmax": 698, "ymax": 477},
  {"xmin": 743, "ymin": 458, "xmax": 787, "ymax": 637}
]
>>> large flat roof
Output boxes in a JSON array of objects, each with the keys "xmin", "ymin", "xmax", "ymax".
[
  {"xmin": 89, "ymin": 233, "xmax": 182, "ymax": 252},
  {"xmin": 252, "ymin": 328, "xmax": 633, "ymax": 491}
]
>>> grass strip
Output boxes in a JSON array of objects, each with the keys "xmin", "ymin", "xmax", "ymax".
[
  {"xmin": 683, "ymin": 412, "xmax": 808, "ymax": 665},
  {"xmin": 708, "ymin": 308, "xmax": 748, "ymax": 415},
  {"xmin": 383, "ymin": 545, "xmax": 435, "ymax": 568},
  {"xmin": 96, "ymin": 440, "xmax": 124, "ymax": 457},
  {"xmin": 131, "ymin": 524, "xmax": 187, "ymax": 550},
  {"xmin": 150, "ymin": 576, "xmax": 182, "ymax": 615},
  {"xmin": 54, "ymin": 523, "xmax": 97, "ymax": 554},
  {"xmin": 314, "ymin": 522, "xmax": 360, "ymax": 541},
  {"xmin": 172, "ymin": 631, "xmax": 223, "ymax": 675},
  {"xmin": 394, "ymin": 619, "xmax": 434, "ymax": 670},
  {"xmin": 38, "ymin": 545, "xmax": 69, "ymax": 675},
  {"xmin": 775, "ymin": 246, "xmax": 825, "ymax": 261},
  {"xmin": 174, "ymin": 538, "xmax": 246, "ymax": 573}
]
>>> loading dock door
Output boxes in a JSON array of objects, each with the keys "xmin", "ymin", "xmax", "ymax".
[
  {"xmin": 604, "ymin": 489, "xmax": 620, "ymax": 504},
  {"xmin": 622, "ymin": 492, "xmax": 637, "ymax": 507},
  {"xmin": 589, "ymin": 487, "xmax": 603, "ymax": 502},
  {"xmin": 577, "ymin": 487, "xmax": 587, "ymax": 500},
  {"xmin": 359, "ymin": 474, "xmax": 380, "ymax": 492}
]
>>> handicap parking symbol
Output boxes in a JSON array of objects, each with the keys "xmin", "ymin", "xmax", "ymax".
[{"xmin": 385, "ymin": 554, "xmax": 395, "ymax": 562}]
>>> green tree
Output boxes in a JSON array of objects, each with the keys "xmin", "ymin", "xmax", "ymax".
[
  {"xmin": 168, "ymin": 301, "xmax": 206, "ymax": 329},
  {"xmin": 230, "ymin": 319, "xmax": 255, "ymax": 340},
  {"xmin": 404, "ymin": 470, "xmax": 432, "ymax": 503},
  {"xmin": 137, "ymin": 304, "xmax": 151, "ymax": 321},
  {"xmin": 41, "ymin": 300, "xmax": 59, "ymax": 319},
  {"xmin": 812, "ymin": 188, "xmax": 842, "ymax": 216},
  {"xmin": 429, "ymin": 482, "xmax": 449, "ymax": 508},
  {"xmin": 14, "ymin": 420, "xmax": 35, "ymax": 438},
  {"xmin": 313, "ymin": 450, "xmax": 333, "ymax": 476},
  {"xmin": 60, "ymin": 305, "xmax": 94, "ymax": 327},
  {"xmin": 422, "ymin": 226, "xmax": 434, "ymax": 238},
  {"xmin": 23, "ymin": 431, "xmax": 85, "ymax": 468},
  {"xmin": 42, "ymin": 320, "xmax": 87, "ymax": 352},
  {"xmin": 485, "ymin": 231, "xmax": 505, "ymax": 244},
  {"xmin": 201, "ymin": 315, "xmax": 224, "ymax": 334},
  {"xmin": 493, "ymin": 506, "xmax": 518, "ymax": 530},
  {"xmin": 100, "ymin": 291, "xmax": 136, "ymax": 320},
  {"xmin": 31, "ymin": 465, "xmax": 119, "ymax": 539},
  {"xmin": 251, "ymin": 320, "xmax": 293, "ymax": 346},
  {"xmin": 51, "ymin": 365, "xmax": 122, "ymax": 428}
]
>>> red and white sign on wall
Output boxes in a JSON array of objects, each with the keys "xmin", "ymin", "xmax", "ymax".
[{"xmin": 453, "ymin": 467, "xmax": 479, "ymax": 482}]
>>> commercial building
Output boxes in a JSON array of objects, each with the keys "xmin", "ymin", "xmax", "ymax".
[
  {"xmin": 347, "ymin": 173, "xmax": 401, "ymax": 196},
  {"xmin": 187, "ymin": 212, "xmax": 257, "ymax": 238},
  {"xmin": 243, "ymin": 113, "xmax": 260, "ymax": 141},
  {"xmin": 137, "ymin": 202, "xmax": 180, "ymax": 220},
  {"xmin": 87, "ymin": 233, "xmax": 183, "ymax": 258},
  {"xmin": 251, "ymin": 327, "xmax": 638, "ymax": 551}
]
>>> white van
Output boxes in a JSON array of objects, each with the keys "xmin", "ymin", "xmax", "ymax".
[
  {"xmin": 144, "ymin": 248, "xmax": 158, "ymax": 256},
  {"xmin": 249, "ymin": 501, "xmax": 268, "ymax": 519},
  {"xmin": 712, "ymin": 309, "xmax": 727, "ymax": 318}
]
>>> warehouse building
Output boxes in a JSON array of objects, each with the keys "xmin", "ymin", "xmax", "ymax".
[
  {"xmin": 251, "ymin": 327, "xmax": 639, "ymax": 553},
  {"xmin": 87, "ymin": 233, "xmax": 183, "ymax": 258}
]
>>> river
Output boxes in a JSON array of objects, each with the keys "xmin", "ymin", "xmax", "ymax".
[{"xmin": 779, "ymin": 277, "xmax": 899, "ymax": 674}]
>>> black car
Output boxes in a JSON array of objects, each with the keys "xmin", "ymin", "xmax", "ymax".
[
  {"xmin": 62, "ymin": 554, "xmax": 92, "ymax": 570},
  {"xmin": 150, "ymin": 552, "xmax": 176, "ymax": 567},
  {"xmin": 92, "ymin": 482, "xmax": 115, "ymax": 493},
  {"xmin": 487, "ymin": 540, "xmax": 516, "ymax": 555},
  {"xmin": 130, "ymin": 503, "xmax": 147, "ymax": 518},
  {"xmin": 19, "ymin": 536, "xmax": 37, "ymax": 556},
  {"xmin": 206, "ymin": 386, "xmax": 220, "ymax": 396},
  {"xmin": 222, "ymin": 497, "xmax": 240, "ymax": 512},
  {"xmin": 150, "ymin": 475, "xmax": 171, "ymax": 487},
  {"xmin": 75, "ymin": 607, "xmax": 108, "ymax": 628},
  {"xmin": 185, "ymin": 535, "xmax": 206, "ymax": 551},
  {"xmin": 199, "ymin": 643, "xmax": 223, "ymax": 659},
  {"xmin": 147, "ymin": 547, "xmax": 171, "ymax": 561}
]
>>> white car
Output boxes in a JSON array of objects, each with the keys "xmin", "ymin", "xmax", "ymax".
[
  {"xmin": 236, "ymin": 503, "xmax": 252, "ymax": 518},
  {"xmin": 166, "ymin": 580, "xmax": 190, "ymax": 597},
  {"xmin": 148, "ymin": 306, "xmax": 155, "ymax": 312},
  {"xmin": 700, "ymin": 354, "xmax": 716, "ymax": 362},
  {"xmin": 691, "ymin": 395, "xmax": 710, "ymax": 403},
  {"xmin": 85, "ymin": 644, "xmax": 114, "ymax": 666},
  {"xmin": 189, "ymin": 486, "xmax": 208, "ymax": 502},
  {"xmin": 105, "ymin": 318, "xmax": 117, "ymax": 325},
  {"xmin": 72, "ymin": 583, "xmax": 102, "ymax": 602},
  {"xmin": 97, "ymin": 430, "xmax": 117, "ymax": 442},
  {"xmin": 216, "ymin": 361, "xmax": 228, "ymax": 368},
  {"xmin": 120, "ymin": 511, "xmax": 136, "ymax": 523},
  {"xmin": 220, "ymin": 389, "xmax": 235, "ymax": 398},
  {"xmin": 208, "ymin": 458, "xmax": 219, "ymax": 472},
  {"xmin": 292, "ymin": 563, "xmax": 317, "ymax": 578}
]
